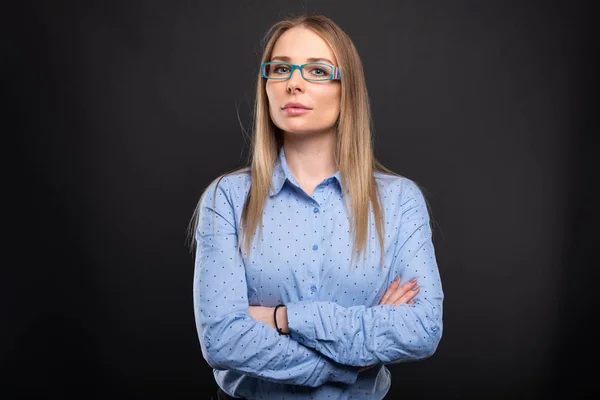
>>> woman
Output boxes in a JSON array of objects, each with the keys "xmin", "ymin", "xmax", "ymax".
[{"xmin": 191, "ymin": 14, "xmax": 444, "ymax": 400}]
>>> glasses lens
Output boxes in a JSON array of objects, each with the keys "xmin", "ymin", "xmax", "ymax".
[
  {"xmin": 264, "ymin": 63, "xmax": 292, "ymax": 79},
  {"xmin": 302, "ymin": 63, "xmax": 333, "ymax": 81}
]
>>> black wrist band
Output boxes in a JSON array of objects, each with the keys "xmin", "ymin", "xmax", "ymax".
[{"xmin": 274, "ymin": 304, "xmax": 288, "ymax": 335}]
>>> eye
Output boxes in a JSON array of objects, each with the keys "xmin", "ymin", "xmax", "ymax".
[
  {"xmin": 306, "ymin": 64, "xmax": 333, "ymax": 79},
  {"xmin": 272, "ymin": 64, "xmax": 291, "ymax": 74}
]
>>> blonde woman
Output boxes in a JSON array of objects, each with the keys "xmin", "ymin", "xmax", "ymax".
[{"xmin": 191, "ymin": 14, "xmax": 444, "ymax": 400}]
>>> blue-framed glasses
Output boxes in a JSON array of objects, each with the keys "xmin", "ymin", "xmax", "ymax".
[{"xmin": 261, "ymin": 62, "xmax": 342, "ymax": 82}]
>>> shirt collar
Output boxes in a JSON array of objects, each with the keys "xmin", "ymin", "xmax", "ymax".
[{"xmin": 269, "ymin": 146, "xmax": 344, "ymax": 197}]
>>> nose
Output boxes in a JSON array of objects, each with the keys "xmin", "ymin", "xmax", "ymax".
[{"xmin": 286, "ymin": 68, "xmax": 304, "ymax": 93}]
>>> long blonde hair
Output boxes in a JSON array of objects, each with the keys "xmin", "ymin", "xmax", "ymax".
[{"xmin": 189, "ymin": 14, "xmax": 428, "ymax": 269}]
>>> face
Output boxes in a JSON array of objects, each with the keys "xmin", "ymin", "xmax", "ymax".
[{"xmin": 265, "ymin": 26, "xmax": 341, "ymax": 136}]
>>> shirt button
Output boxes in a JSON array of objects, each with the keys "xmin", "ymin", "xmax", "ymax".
[
  {"xmin": 310, "ymin": 285, "xmax": 317, "ymax": 292},
  {"xmin": 313, "ymin": 207, "xmax": 319, "ymax": 214},
  {"xmin": 312, "ymin": 244, "xmax": 318, "ymax": 251}
]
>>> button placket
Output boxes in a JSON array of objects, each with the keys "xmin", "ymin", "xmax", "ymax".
[{"xmin": 308, "ymin": 200, "xmax": 323, "ymax": 297}]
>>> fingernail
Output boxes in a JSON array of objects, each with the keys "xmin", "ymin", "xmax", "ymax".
[
  {"xmin": 409, "ymin": 277, "xmax": 417, "ymax": 283},
  {"xmin": 394, "ymin": 275, "xmax": 400, "ymax": 282},
  {"xmin": 411, "ymin": 285, "xmax": 420, "ymax": 291}
]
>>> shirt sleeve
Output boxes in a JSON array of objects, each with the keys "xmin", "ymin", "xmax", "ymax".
[
  {"xmin": 193, "ymin": 177, "xmax": 361, "ymax": 387},
  {"xmin": 285, "ymin": 178, "xmax": 444, "ymax": 367}
]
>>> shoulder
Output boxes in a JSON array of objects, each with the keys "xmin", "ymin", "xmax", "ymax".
[
  {"xmin": 200, "ymin": 167, "xmax": 251, "ymax": 206},
  {"xmin": 374, "ymin": 172, "xmax": 430, "ymax": 213},
  {"xmin": 374, "ymin": 171, "xmax": 423, "ymax": 196},
  {"xmin": 216, "ymin": 167, "xmax": 252, "ymax": 193}
]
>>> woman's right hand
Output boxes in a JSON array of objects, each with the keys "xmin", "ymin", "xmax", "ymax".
[
  {"xmin": 358, "ymin": 276, "xmax": 420, "ymax": 373},
  {"xmin": 378, "ymin": 275, "xmax": 419, "ymax": 306}
]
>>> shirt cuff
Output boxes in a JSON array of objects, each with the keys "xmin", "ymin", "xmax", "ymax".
[{"xmin": 286, "ymin": 301, "xmax": 317, "ymax": 348}]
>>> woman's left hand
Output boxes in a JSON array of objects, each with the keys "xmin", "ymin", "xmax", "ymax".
[{"xmin": 248, "ymin": 306, "xmax": 277, "ymax": 330}]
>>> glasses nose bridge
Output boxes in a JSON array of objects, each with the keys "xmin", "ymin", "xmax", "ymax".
[{"xmin": 289, "ymin": 64, "xmax": 305, "ymax": 81}]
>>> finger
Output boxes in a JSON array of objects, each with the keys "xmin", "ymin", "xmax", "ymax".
[
  {"xmin": 387, "ymin": 279, "xmax": 418, "ymax": 304},
  {"xmin": 379, "ymin": 276, "xmax": 401, "ymax": 305},
  {"xmin": 393, "ymin": 286, "xmax": 420, "ymax": 306},
  {"xmin": 379, "ymin": 276, "xmax": 401, "ymax": 304}
]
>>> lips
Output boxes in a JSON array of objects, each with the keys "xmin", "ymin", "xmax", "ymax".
[
  {"xmin": 282, "ymin": 102, "xmax": 311, "ymax": 116},
  {"xmin": 282, "ymin": 102, "xmax": 310, "ymax": 110}
]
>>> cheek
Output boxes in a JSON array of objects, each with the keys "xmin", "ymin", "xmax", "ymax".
[
  {"xmin": 319, "ymin": 86, "xmax": 341, "ymax": 118},
  {"xmin": 265, "ymin": 86, "xmax": 276, "ymax": 116},
  {"xmin": 265, "ymin": 83, "xmax": 274, "ymax": 103},
  {"xmin": 266, "ymin": 83, "xmax": 283, "ymax": 113}
]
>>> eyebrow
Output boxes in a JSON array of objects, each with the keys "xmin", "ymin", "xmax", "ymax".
[{"xmin": 270, "ymin": 56, "xmax": 335, "ymax": 65}]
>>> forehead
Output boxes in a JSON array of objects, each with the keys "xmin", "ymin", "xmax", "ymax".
[{"xmin": 271, "ymin": 26, "xmax": 337, "ymax": 64}]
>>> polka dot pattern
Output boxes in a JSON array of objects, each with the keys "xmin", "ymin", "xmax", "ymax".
[{"xmin": 193, "ymin": 146, "xmax": 444, "ymax": 399}]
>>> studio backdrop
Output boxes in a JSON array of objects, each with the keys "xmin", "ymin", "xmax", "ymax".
[{"xmin": 4, "ymin": 0, "xmax": 596, "ymax": 399}]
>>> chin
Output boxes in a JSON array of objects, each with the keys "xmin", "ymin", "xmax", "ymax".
[
  {"xmin": 282, "ymin": 124, "xmax": 317, "ymax": 133},
  {"xmin": 281, "ymin": 120, "xmax": 329, "ymax": 132}
]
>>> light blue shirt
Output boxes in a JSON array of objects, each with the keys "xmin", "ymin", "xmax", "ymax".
[{"xmin": 193, "ymin": 146, "xmax": 444, "ymax": 399}]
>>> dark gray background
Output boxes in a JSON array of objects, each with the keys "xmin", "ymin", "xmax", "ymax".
[{"xmin": 4, "ymin": 0, "xmax": 597, "ymax": 399}]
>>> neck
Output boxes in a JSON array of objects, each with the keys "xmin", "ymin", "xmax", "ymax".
[{"xmin": 282, "ymin": 130, "xmax": 337, "ymax": 186}]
